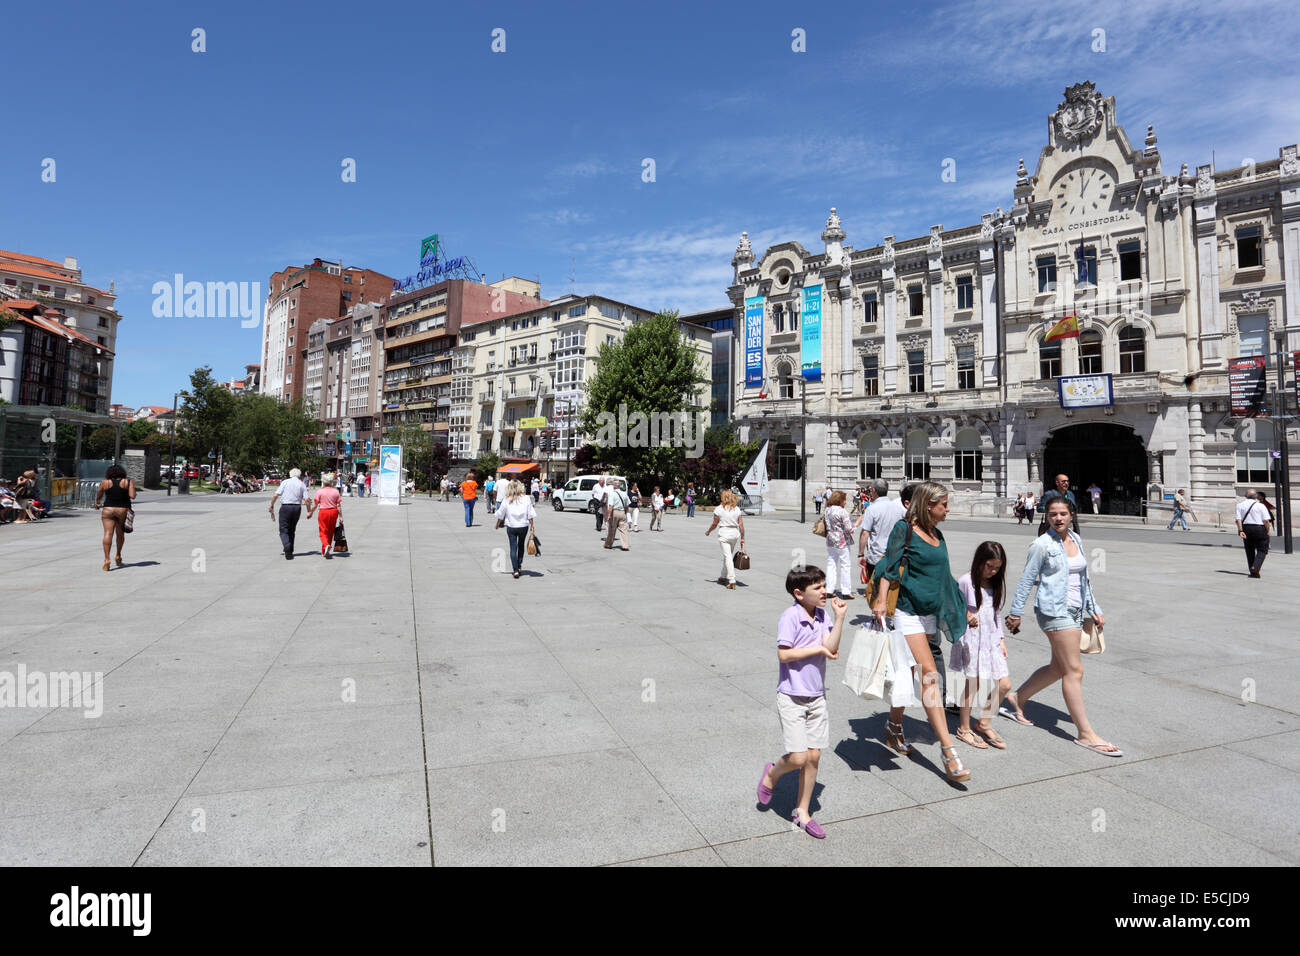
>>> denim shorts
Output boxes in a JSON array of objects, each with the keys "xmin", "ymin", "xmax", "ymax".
[{"xmin": 1036, "ymin": 605, "xmax": 1084, "ymax": 633}]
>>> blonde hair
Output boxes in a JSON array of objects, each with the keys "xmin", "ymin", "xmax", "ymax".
[
  {"xmin": 323, "ymin": 475, "xmax": 337, "ymax": 487},
  {"xmin": 720, "ymin": 489, "xmax": 738, "ymax": 509},
  {"xmin": 504, "ymin": 479, "xmax": 527, "ymax": 501},
  {"xmin": 905, "ymin": 481, "xmax": 949, "ymax": 535}
]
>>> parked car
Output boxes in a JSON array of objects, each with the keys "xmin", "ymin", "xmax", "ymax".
[
  {"xmin": 552, "ymin": 474, "xmax": 628, "ymax": 513},
  {"xmin": 185, "ymin": 466, "xmax": 201, "ymax": 479}
]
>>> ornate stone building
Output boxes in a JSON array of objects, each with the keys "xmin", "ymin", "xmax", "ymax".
[{"xmin": 729, "ymin": 83, "xmax": 1298, "ymax": 518}]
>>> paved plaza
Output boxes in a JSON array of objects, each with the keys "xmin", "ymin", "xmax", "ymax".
[{"xmin": 0, "ymin": 490, "xmax": 1297, "ymax": 866}]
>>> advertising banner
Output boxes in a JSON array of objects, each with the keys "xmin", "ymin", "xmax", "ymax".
[
  {"xmin": 519, "ymin": 416, "xmax": 547, "ymax": 429},
  {"xmin": 1228, "ymin": 357, "xmax": 1267, "ymax": 418},
  {"xmin": 1057, "ymin": 373, "xmax": 1114, "ymax": 409},
  {"xmin": 378, "ymin": 444, "xmax": 402, "ymax": 506},
  {"xmin": 744, "ymin": 296, "xmax": 764, "ymax": 388},
  {"xmin": 800, "ymin": 284, "xmax": 822, "ymax": 381}
]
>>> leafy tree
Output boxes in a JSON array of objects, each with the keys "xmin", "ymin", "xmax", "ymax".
[
  {"xmin": 123, "ymin": 418, "xmax": 160, "ymax": 444},
  {"xmin": 179, "ymin": 367, "xmax": 236, "ymax": 463},
  {"xmin": 86, "ymin": 426, "xmax": 119, "ymax": 459},
  {"xmin": 474, "ymin": 449, "xmax": 502, "ymax": 478},
  {"xmin": 274, "ymin": 398, "xmax": 324, "ymax": 476},
  {"xmin": 581, "ymin": 310, "xmax": 708, "ymax": 486},
  {"xmin": 571, "ymin": 443, "xmax": 599, "ymax": 474},
  {"xmin": 226, "ymin": 394, "xmax": 282, "ymax": 474},
  {"xmin": 680, "ymin": 425, "xmax": 757, "ymax": 503}
]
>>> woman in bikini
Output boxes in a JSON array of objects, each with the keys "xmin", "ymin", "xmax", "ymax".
[{"xmin": 95, "ymin": 464, "xmax": 136, "ymax": 571}]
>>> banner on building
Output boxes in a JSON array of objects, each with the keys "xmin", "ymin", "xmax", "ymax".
[
  {"xmin": 800, "ymin": 284, "xmax": 822, "ymax": 381},
  {"xmin": 1057, "ymin": 373, "xmax": 1113, "ymax": 409},
  {"xmin": 378, "ymin": 444, "xmax": 402, "ymax": 505},
  {"xmin": 520, "ymin": 416, "xmax": 547, "ymax": 429},
  {"xmin": 1293, "ymin": 351, "xmax": 1299, "ymax": 407},
  {"xmin": 744, "ymin": 296, "xmax": 764, "ymax": 388},
  {"xmin": 1228, "ymin": 357, "xmax": 1267, "ymax": 418}
]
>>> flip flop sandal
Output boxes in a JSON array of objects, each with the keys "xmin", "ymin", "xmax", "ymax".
[
  {"xmin": 977, "ymin": 727, "xmax": 1007, "ymax": 750},
  {"xmin": 1075, "ymin": 739, "xmax": 1123, "ymax": 758},
  {"xmin": 955, "ymin": 727, "xmax": 988, "ymax": 749},
  {"xmin": 998, "ymin": 706, "xmax": 1033, "ymax": 726}
]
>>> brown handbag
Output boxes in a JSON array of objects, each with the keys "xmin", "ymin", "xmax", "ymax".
[
  {"xmin": 866, "ymin": 524, "xmax": 913, "ymax": 615},
  {"xmin": 733, "ymin": 550, "xmax": 750, "ymax": 571},
  {"xmin": 812, "ymin": 517, "xmax": 827, "ymax": 537}
]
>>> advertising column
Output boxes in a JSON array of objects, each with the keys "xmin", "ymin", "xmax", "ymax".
[{"xmin": 378, "ymin": 444, "xmax": 402, "ymax": 506}]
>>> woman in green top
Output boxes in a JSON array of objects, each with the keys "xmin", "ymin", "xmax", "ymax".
[{"xmin": 871, "ymin": 481, "xmax": 978, "ymax": 783}]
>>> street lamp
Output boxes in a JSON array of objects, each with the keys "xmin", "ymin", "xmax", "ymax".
[
  {"xmin": 799, "ymin": 375, "xmax": 808, "ymax": 524},
  {"xmin": 1273, "ymin": 330, "xmax": 1293, "ymax": 554},
  {"xmin": 168, "ymin": 390, "xmax": 190, "ymax": 496}
]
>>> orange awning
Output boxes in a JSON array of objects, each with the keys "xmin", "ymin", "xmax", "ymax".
[{"xmin": 496, "ymin": 463, "xmax": 540, "ymax": 474}]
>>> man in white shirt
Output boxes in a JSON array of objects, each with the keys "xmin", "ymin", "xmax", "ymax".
[
  {"xmin": 603, "ymin": 480, "xmax": 631, "ymax": 551},
  {"xmin": 1235, "ymin": 488, "xmax": 1272, "ymax": 578},
  {"xmin": 269, "ymin": 468, "xmax": 308, "ymax": 559},
  {"xmin": 857, "ymin": 478, "xmax": 906, "ymax": 592},
  {"xmin": 593, "ymin": 475, "xmax": 608, "ymax": 532}
]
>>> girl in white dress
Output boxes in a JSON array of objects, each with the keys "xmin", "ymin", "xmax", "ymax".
[{"xmin": 950, "ymin": 541, "xmax": 1011, "ymax": 750}]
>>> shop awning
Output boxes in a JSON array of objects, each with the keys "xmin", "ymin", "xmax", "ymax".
[{"xmin": 496, "ymin": 462, "xmax": 540, "ymax": 475}]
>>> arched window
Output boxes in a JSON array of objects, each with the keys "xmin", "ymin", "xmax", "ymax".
[
  {"xmin": 858, "ymin": 432, "xmax": 882, "ymax": 480},
  {"xmin": 777, "ymin": 362, "xmax": 794, "ymax": 399},
  {"xmin": 1039, "ymin": 339, "xmax": 1061, "ymax": 379},
  {"xmin": 1236, "ymin": 420, "xmax": 1277, "ymax": 485},
  {"xmin": 772, "ymin": 304, "xmax": 785, "ymax": 333},
  {"xmin": 905, "ymin": 429, "xmax": 931, "ymax": 481},
  {"xmin": 1119, "ymin": 325, "xmax": 1146, "ymax": 374},
  {"xmin": 954, "ymin": 428, "xmax": 983, "ymax": 481},
  {"xmin": 1078, "ymin": 330, "xmax": 1103, "ymax": 374}
]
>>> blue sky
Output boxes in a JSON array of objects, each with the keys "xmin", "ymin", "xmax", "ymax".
[{"xmin": 5, "ymin": 0, "xmax": 1297, "ymax": 408}]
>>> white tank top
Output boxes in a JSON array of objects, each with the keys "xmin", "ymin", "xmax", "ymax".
[{"xmin": 1066, "ymin": 551, "xmax": 1087, "ymax": 608}]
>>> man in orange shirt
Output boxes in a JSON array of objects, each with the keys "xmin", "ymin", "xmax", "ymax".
[{"xmin": 460, "ymin": 471, "xmax": 479, "ymax": 527}]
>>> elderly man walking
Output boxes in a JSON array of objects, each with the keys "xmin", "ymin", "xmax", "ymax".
[
  {"xmin": 603, "ymin": 480, "xmax": 631, "ymax": 551},
  {"xmin": 857, "ymin": 478, "xmax": 906, "ymax": 591},
  {"xmin": 269, "ymin": 468, "xmax": 309, "ymax": 559}
]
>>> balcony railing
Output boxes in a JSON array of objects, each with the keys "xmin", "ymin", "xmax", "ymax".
[{"xmin": 478, "ymin": 392, "xmax": 495, "ymax": 404}]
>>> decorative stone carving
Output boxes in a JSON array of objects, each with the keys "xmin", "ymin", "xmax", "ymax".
[
  {"xmin": 1054, "ymin": 82, "xmax": 1105, "ymax": 145},
  {"xmin": 951, "ymin": 327, "xmax": 980, "ymax": 347},
  {"xmin": 881, "ymin": 236, "xmax": 895, "ymax": 269},
  {"xmin": 1227, "ymin": 291, "xmax": 1277, "ymax": 332},
  {"xmin": 1195, "ymin": 165, "xmax": 1214, "ymax": 198},
  {"xmin": 731, "ymin": 232, "xmax": 754, "ymax": 268},
  {"xmin": 822, "ymin": 207, "xmax": 846, "ymax": 243},
  {"xmin": 1016, "ymin": 158, "xmax": 1028, "ymax": 185},
  {"xmin": 1144, "ymin": 124, "xmax": 1157, "ymax": 150},
  {"xmin": 980, "ymin": 213, "xmax": 995, "ymax": 242},
  {"xmin": 928, "ymin": 225, "xmax": 943, "ymax": 257},
  {"xmin": 900, "ymin": 334, "xmax": 926, "ymax": 351},
  {"xmin": 1282, "ymin": 145, "xmax": 1300, "ymax": 178}
]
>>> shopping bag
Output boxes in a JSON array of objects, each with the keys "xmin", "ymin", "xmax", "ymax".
[
  {"xmin": 123, "ymin": 507, "xmax": 135, "ymax": 533},
  {"xmin": 332, "ymin": 520, "xmax": 349, "ymax": 553},
  {"xmin": 880, "ymin": 619, "xmax": 920, "ymax": 708},
  {"xmin": 843, "ymin": 622, "xmax": 889, "ymax": 699}
]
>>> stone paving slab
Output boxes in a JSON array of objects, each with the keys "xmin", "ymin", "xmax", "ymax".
[{"xmin": 0, "ymin": 490, "xmax": 1297, "ymax": 865}]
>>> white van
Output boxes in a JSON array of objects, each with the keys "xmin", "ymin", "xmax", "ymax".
[{"xmin": 553, "ymin": 474, "xmax": 628, "ymax": 513}]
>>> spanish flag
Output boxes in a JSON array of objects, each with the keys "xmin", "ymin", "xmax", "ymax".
[{"xmin": 1044, "ymin": 314, "xmax": 1080, "ymax": 342}]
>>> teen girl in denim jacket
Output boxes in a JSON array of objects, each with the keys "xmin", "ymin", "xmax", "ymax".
[{"xmin": 1001, "ymin": 497, "xmax": 1121, "ymax": 757}]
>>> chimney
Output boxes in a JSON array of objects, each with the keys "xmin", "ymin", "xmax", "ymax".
[{"xmin": 64, "ymin": 256, "xmax": 78, "ymax": 271}]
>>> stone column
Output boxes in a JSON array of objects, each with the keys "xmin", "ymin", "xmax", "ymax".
[
  {"xmin": 1149, "ymin": 450, "xmax": 1163, "ymax": 486},
  {"xmin": 1028, "ymin": 451, "xmax": 1040, "ymax": 484},
  {"xmin": 978, "ymin": 214, "xmax": 998, "ymax": 384},
  {"xmin": 881, "ymin": 237, "xmax": 898, "ymax": 393},
  {"xmin": 1187, "ymin": 399, "xmax": 1205, "ymax": 501},
  {"xmin": 928, "ymin": 226, "xmax": 946, "ymax": 390},
  {"xmin": 1194, "ymin": 164, "xmax": 1224, "ymax": 365},
  {"xmin": 1280, "ymin": 146, "xmax": 1300, "ymax": 350}
]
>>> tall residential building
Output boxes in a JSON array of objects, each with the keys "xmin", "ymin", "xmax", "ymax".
[
  {"xmin": 452, "ymin": 294, "xmax": 712, "ymax": 482},
  {"xmin": 380, "ymin": 278, "xmax": 544, "ymax": 450},
  {"xmin": 729, "ymin": 82, "xmax": 1299, "ymax": 518},
  {"xmin": 260, "ymin": 258, "xmax": 394, "ymax": 404},
  {"xmin": 0, "ymin": 250, "xmax": 123, "ymax": 407}
]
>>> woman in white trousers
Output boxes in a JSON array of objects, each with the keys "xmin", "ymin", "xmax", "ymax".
[
  {"xmin": 823, "ymin": 490, "xmax": 855, "ymax": 600},
  {"xmin": 705, "ymin": 489, "xmax": 746, "ymax": 589}
]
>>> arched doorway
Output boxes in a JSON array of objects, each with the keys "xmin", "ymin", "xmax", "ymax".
[{"xmin": 1043, "ymin": 423, "xmax": 1147, "ymax": 515}]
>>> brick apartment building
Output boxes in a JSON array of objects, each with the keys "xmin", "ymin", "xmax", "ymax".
[{"xmin": 260, "ymin": 258, "xmax": 394, "ymax": 404}]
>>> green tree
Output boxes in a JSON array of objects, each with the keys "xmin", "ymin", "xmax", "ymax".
[
  {"xmin": 179, "ymin": 367, "xmax": 236, "ymax": 463},
  {"xmin": 474, "ymin": 449, "xmax": 502, "ymax": 479},
  {"xmin": 581, "ymin": 310, "xmax": 708, "ymax": 485},
  {"xmin": 226, "ymin": 394, "xmax": 282, "ymax": 474},
  {"xmin": 274, "ymin": 398, "xmax": 325, "ymax": 477}
]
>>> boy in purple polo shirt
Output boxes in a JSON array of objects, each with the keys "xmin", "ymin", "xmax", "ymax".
[{"xmin": 756, "ymin": 566, "xmax": 847, "ymax": 839}]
